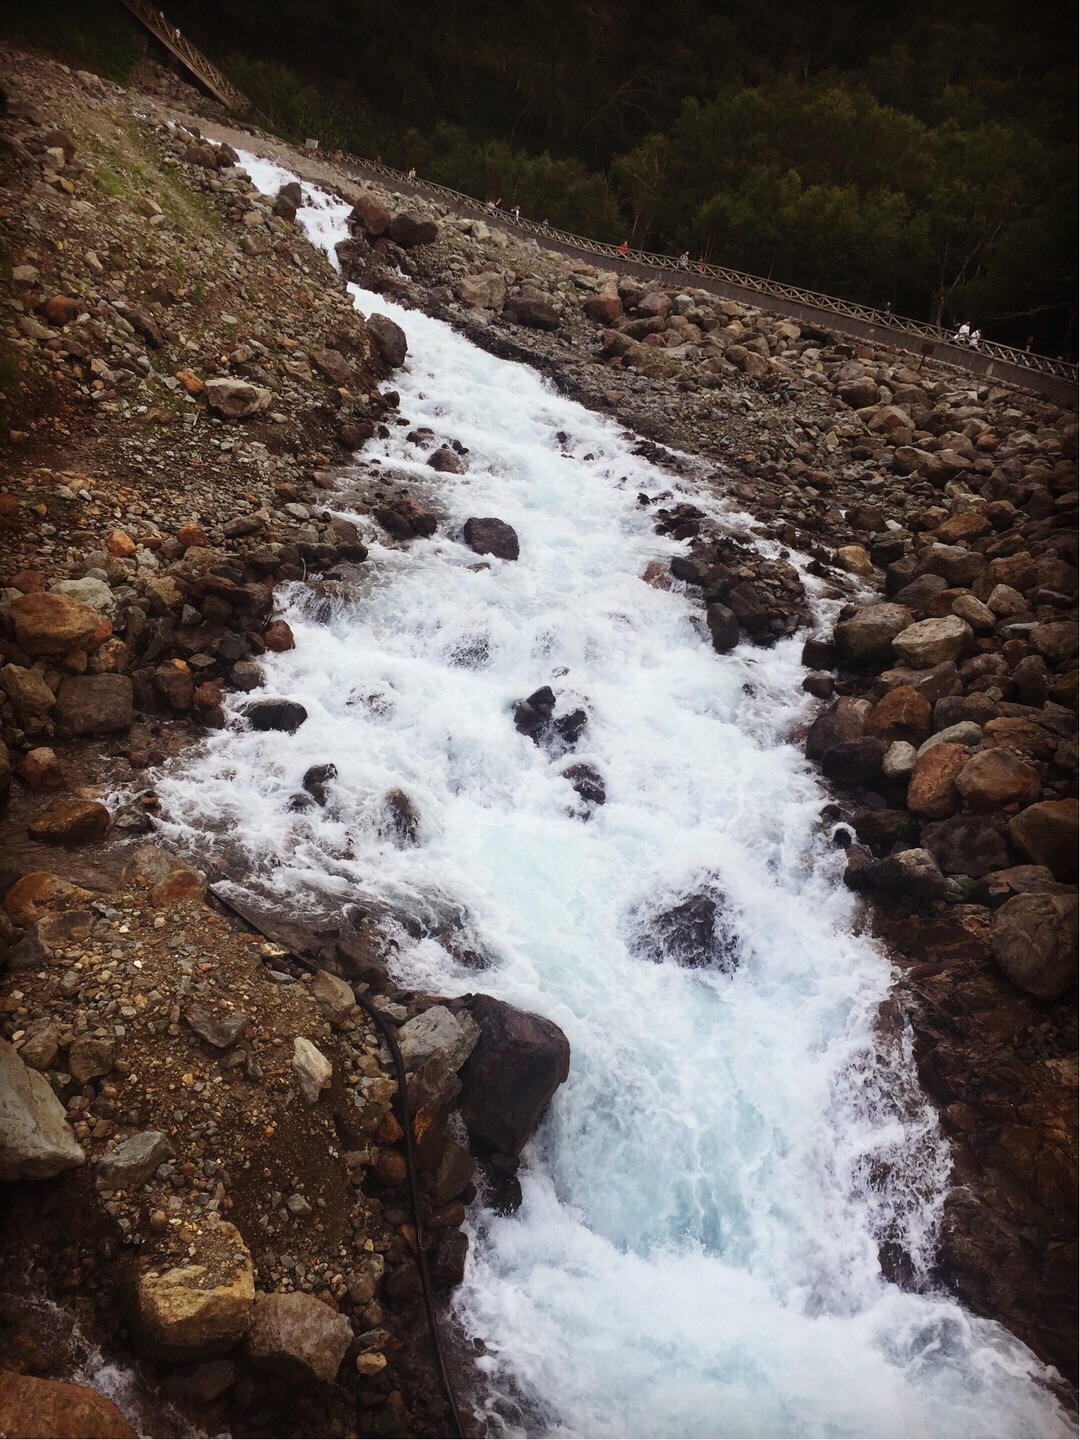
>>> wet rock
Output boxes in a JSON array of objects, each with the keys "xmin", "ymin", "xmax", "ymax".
[
  {"xmin": 1008, "ymin": 799, "xmax": 1078, "ymax": 880},
  {"xmin": 705, "ymin": 602, "xmax": 740, "ymax": 653},
  {"xmin": 137, "ymin": 1217, "xmax": 255, "ymax": 1358},
  {"xmin": 459, "ymin": 994, "xmax": 571, "ymax": 1157},
  {"xmin": 246, "ymin": 1291, "xmax": 353, "ymax": 1386},
  {"xmin": 375, "ymin": 494, "xmax": 439, "ymax": 535},
  {"xmin": 334, "ymin": 928, "xmax": 390, "ymax": 987},
  {"xmin": 463, "ymin": 516, "xmax": 519, "ymax": 560},
  {"xmin": 185, "ymin": 1004, "xmax": 252, "ymax": 1049},
  {"xmin": 563, "ymin": 762, "xmax": 606, "ymax": 806},
  {"xmin": 954, "ymin": 749, "xmax": 1041, "ymax": 813},
  {"xmin": 384, "ymin": 787, "xmax": 420, "ymax": 845},
  {"xmin": 867, "ymin": 685, "xmax": 932, "ymax": 744},
  {"xmin": 28, "ymin": 798, "xmax": 111, "ymax": 845},
  {"xmin": 0, "ymin": 1373, "xmax": 135, "ymax": 1439},
  {"xmin": 805, "ymin": 697, "xmax": 872, "ymax": 761},
  {"xmin": 513, "ymin": 685, "xmax": 556, "ymax": 738},
  {"xmin": 262, "ymin": 620, "xmax": 295, "ymax": 652},
  {"xmin": 15, "ymin": 747, "xmax": 66, "ymax": 790},
  {"xmin": 203, "ymin": 378, "xmax": 271, "ymax": 418},
  {"xmin": 855, "ymin": 847, "xmax": 950, "ymax": 900},
  {"xmin": 292, "ymin": 1037, "xmax": 332, "ymax": 1104},
  {"xmin": 53, "ymin": 674, "xmax": 133, "ymax": 735},
  {"xmin": 242, "ymin": 698, "xmax": 307, "ymax": 732},
  {"xmin": 368, "ymin": 314, "xmax": 408, "ymax": 370},
  {"xmin": 302, "ymin": 763, "xmax": 337, "ymax": 805},
  {"xmin": 1, "ymin": 663, "xmax": 56, "ymax": 722},
  {"xmin": 632, "ymin": 892, "xmax": 740, "ymax": 971},
  {"xmin": 0, "ymin": 1037, "xmax": 85, "ymax": 1180},
  {"xmin": 821, "ymin": 735, "xmax": 885, "ymax": 783},
  {"xmin": 10, "ymin": 591, "xmax": 101, "ymax": 655},
  {"xmin": 348, "ymin": 195, "xmax": 391, "ymax": 237},
  {"xmin": 427, "ymin": 445, "xmax": 465, "ymax": 474},
  {"xmin": 96, "ymin": 1130, "xmax": 173, "ymax": 1189},
  {"xmin": 396, "ymin": 1005, "xmax": 479, "ymax": 1073},
  {"xmin": 991, "ymin": 893, "xmax": 1078, "ymax": 1000},
  {"xmin": 3, "ymin": 872, "xmax": 95, "ymax": 927}
]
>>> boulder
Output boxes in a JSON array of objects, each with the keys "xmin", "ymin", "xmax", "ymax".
[
  {"xmin": 137, "ymin": 1218, "xmax": 255, "ymax": 1358},
  {"xmin": 954, "ymin": 749, "xmax": 1041, "ymax": 813},
  {"xmin": 858, "ymin": 847, "xmax": 949, "ymax": 899},
  {"xmin": 311, "ymin": 970, "xmax": 357, "ymax": 1027},
  {"xmin": 53, "ymin": 675, "xmax": 133, "ymax": 735},
  {"xmin": 15, "ymin": 747, "xmax": 65, "ymax": 790},
  {"xmin": 3, "ymin": 871, "xmax": 95, "ymax": 927},
  {"xmin": 921, "ymin": 815, "xmax": 1010, "ymax": 877},
  {"xmin": 396, "ymin": 1005, "xmax": 480, "ymax": 1073},
  {"xmin": 203, "ymin": 378, "xmax": 271, "ymax": 418},
  {"xmin": 459, "ymin": 995, "xmax": 570, "ymax": 1158},
  {"xmin": 28, "ymin": 798, "xmax": 111, "ymax": 845},
  {"xmin": 991, "ymin": 893, "xmax": 1078, "ymax": 1000},
  {"xmin": 805, "ymin": 696, "xmax": 872, "ymax": 761},
  {"xmin": 96, "ymin": 1130, "xmax": 173, "ymax": 1189},
  {"xmin": 50, "ymin": 575, "xmax": 117, "ymax": 620},
  {"xmin": 906, "ymin": 743, "xmax": 968, "ymax": 818},
  {"xmin": 867, "ymin": 685, "xmax": 931, "ymax": 744},
  {"xmin": 68, "ymin": 1035, "xmax": 116, "ymax": 1085},
  {"xmin": 242, "ymin": 698, "xmax": 307, "ymax": 733},
  {"xmin": 705, "ymin": 602, "xmax": 740, "ymax": 653},
  {"xmin": 121, "ymin": 843, "xmax": 205, "ymax": 905},
  {"xmin": 1008, "ymin": 800, "xmax": 1078, "ymax": 880},
  {"xmin": 820, "ymin": 736, "xmax": 885, "ymax": 783},
  {"xmin": 368, "ymin": 313, "xmax": 408, "ymax": 370},
  {"xmin": 463, "ymin": 517, "xmax": 519, "ymax": 560},
  {"xmin": 185, "ymin": 1004, "xmax": 252, "ymax": 1049},
  {"xmin": 349, "ymin": 195, "xmax": 391, "ymax": 237},
  {"xmin": 458, "ymin": 272, "xmax": 507, "ymax": 310},
  {"xmin": 583, "ymin": 289, "xmax": 623, "ymax": 324},
  {"xmin": 837, "ymin": 376, "xmax": 880, "ymax": 408},
  {"xmin": 1, "ymin": 664, "xmax": 56, "ymax": 721},
  {"xmin": 892, "ymin": 616, "xmax": 972, "ymax": 669},
  {"xmin": 834, "ymin": 603, "xmax": 912, "ymax": 663},
  {"xmin": 387, "ymin": 213, "xmax": 438, "ymax": 247},
  {"xmin": 10, "ymin": 591, "xmax": 101, "ymax": 655},
  {"xmin": 0, "ymin": 1372, "xmax": 135, "ymax": 1439},
  {"xmin": 1030, "ymin": 621, "xmax": 1077, "ymax": 667},
  {"xmin": 503, "ymin": 295, "xmax": 560, "ymax": 330},
  {"xmin": 0, "ymin": 1037, "xmax": 84, "ymax": 1180},
  {"xmin": 246, "ymin": 1292, "xmax": 353, "ymax": 1385}
]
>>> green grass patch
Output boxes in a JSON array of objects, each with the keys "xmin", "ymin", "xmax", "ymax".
[{"xmin": 94, "ymin": 165, "xmax": 128, "ymax": 198}]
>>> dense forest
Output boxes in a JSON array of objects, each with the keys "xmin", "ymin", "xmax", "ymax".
[{"xmin": 6, "ymin": 0, "xmax": 1076, "ymax": 352}]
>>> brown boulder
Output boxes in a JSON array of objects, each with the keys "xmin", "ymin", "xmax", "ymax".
[
  {"xmin": 805, "ymin": 697, "xmax": 872, "ymax": 761},
  {"xmin": 10, "ymin": 591, "xmax": 101, "ymax": 656},
  {"xmin": 503, "ymin": 295, "xmax": 561, "ymax": 330},
  {"xmin": 368, "ymin": 314, "xmax": 408, "ymax": 370},
  {"xmin": 463, "ymin": 517, "xmax": 519, "ymax": 560},
  {"xmin": 121, "ymin": 843, "xmax": 205, "ymax": 905},
  {"xmin": 921, "ymin": 815, "xmax": 1010, "ymax": 877},
  {"xmin": 137, "ymin": 1218, "xmax": 254, "ymax": 1358},
  {"xmin": 906, "ymin": 743, "xmax": 968, "ymax": 818},
  {"xmin": 349, "ymin": 195, "xmax": 391, "ymax": 237},
  {"xmin": 52, "ymin": 674, "xmax": 133, "ymax": 735},
  {"xmin": 245, "ymin": 1292, "xmax": 353, "ymax": 1385},
  {"xmin": 28, "ymin": 798, "xmax": 111, "ymax": 846},
  {"xmin": 991, "ymin": 893, "xmax": 1078, "ymax": 1000},
  {"xmin": 0, "ymin": 1372, "xmax": 134, "ymax": 1438},
  {"xmin": 981, "ymin": 717, "xmax": 1056, "ymax": 762},
  {"xmin": 459, "ymin": 995, "xmax": 570, "ymax": 1158},
  {"xmin": 15, "ymin": 747, "xmax": 66, "ymax": 790},
  {"xmin": 1030, "ymin": 621, "xmax": 1077, "ymax": 668},
  {"xmin": 833, "ymin": 603, "xmax": 912, "ymax": 663},
  {"xmin": 1008, "ymin": 800, "xmax": 1078, "ymax": 881},
  {"xmin": 263, "ymin": 620, "xmax": 295, "ymax": 652},
  {"xmin": 387, "ymin": 213, "xmax": 438, "ymax": 247},
  {"xmin": 867, "ymin": 685, "xmax": 931, "ymax": 744},
  {"xmin": 4, "ymin": 872, "xmax": 96, "ymax": 926},
  {"xmin": 954, "ymin": 749, "xmax": 1041, "ymax": 813},
  {"xmin": 583, "ymin": 290, "xmax": 623, "ymax": 324}
]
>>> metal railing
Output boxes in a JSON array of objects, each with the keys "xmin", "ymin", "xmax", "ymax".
[
  {"xmin": 329, "ymin": 154, "xmax": 1077, "ymax": 388},
  {"xmin": 118, "ymin": 0, "xmax": 249, "ymax": 110}
]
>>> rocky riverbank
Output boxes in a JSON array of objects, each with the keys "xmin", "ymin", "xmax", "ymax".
[{"xmin": 0, "ymin": 40, "xmax": 1075, "ymax": 1436}]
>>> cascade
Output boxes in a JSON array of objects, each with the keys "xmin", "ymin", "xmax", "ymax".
[{"xmin": 149, "ymin": 154, "xmax": 1070, "ymax": 1438}]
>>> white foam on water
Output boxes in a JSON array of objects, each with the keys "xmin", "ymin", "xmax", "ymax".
[{"xmin": 148, "ymin": 153, "xmax": 1072, "ymax": 1438}]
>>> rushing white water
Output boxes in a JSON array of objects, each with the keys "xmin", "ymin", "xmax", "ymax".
[{"xmin": 150, "ymin": 154, "xmax": 1071, "ymax": 1437}]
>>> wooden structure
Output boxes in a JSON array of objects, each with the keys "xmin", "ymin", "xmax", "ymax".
[{"xmin": 117, "ymin": 0, "xmax": 248, "ymax": 110}]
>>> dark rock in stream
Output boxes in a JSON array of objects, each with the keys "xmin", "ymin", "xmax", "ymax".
[
  {"xmin": 303, "ymin": 763, "xmax": 338, "ymax": 806},
  {"xmin": 458, "ymin": 995, "xmax": 571, "ymax": 1159},
  {"xmin": 463, "ymin": 516, "xmax": 520, "ymax": 560},
  {"xmin": 630, "ymin": 891, "xmax": 740, "ymax": 972},
  {"xmin": 242, "ymin": 699, "xmax": 308, "ymax": 733}
]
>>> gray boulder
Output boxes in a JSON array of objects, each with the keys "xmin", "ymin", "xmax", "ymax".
[
  {"xmin": 0, "ymin": 1037, "xmax": 85, "ymax": 1180},
  {"xmin": 991, "ymin": 893, "xmax": 1078, "ymax": 1000},
  {"xmin": 204, "ymin": 378, "xmax": 271, "ymax": 418},
  {"xmin": 246, "ymin": 1291, "xmax": 353, "ymax": 1385}
]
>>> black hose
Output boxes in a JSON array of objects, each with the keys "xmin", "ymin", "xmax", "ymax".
[{"xmin": 205, "ymin": 884, "xmax": 466, "ymax": 1437}]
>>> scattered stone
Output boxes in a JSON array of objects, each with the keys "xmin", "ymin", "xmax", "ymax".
[
  {"xmin": 246, "ymin": 1291, "xmax": 353, "ymax": 1385},
  {"xmin": 292, "ymin": 1037, "xmax": 332, "ymax": 1104},
  {"xmin": 28, "ymin": 798, "xmax": 111, "ymax": 845},
  {"xmin": 96, "ymin": 1130, "xmax": 173, "ymax": 1189}
]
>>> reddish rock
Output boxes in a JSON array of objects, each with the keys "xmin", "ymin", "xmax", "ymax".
[
  {"xmin": 28, "ymin": 798, "xmax": 111, "ymax": 845},
  {"xmin": 981, "ymin": 717, "xmax": 1056, "ymax": 761},
  {"xmin": 194, "ymin": 679, "xmax": 223, "ymax": 708},
  {"xmin": 932, "ymin": 511, "xmax": 992, "ymax": 543},
  {"xmin": 991, "ymin": 892, "xmax": 1078, "ymax": 1000},
  {"xmin": 373, "ymin": 1149, "xmax": 407, "ymax": 1186},
  {"xmin": 175, "ymin": 369, "xmax": 204, "ymax": 395},
  {"xmin": 0, "ymin": 1371, "xmax": 135, "ymax": 1438},
  {"xmin": 121, "ymin": 843, "xmax": 205, "ymax": 905},
  {"xmin": 1008, "ymin": 800, "xmax": 1078, "ymax": 881},
  {"xmin": 10, "ymin": 592, "xmax": 101, "ymax": 656},
  {"xmin": 1030, "ymin": 621, "xmax": 1077, "ymax": 667},
  {"xmin": 41, "ymin": 294, "xmax": 81, "ymax": 325},
  {"xmin": 906, "ymin": 743, "xmax": 968, "ymax": 818},
  {"xmin": 9, "ymin": 569, "xmax": 45, "ymax": 593},
  {"xmin": 583, "ymin": 291, "xmax": 623, "ymax": 324},
  {"xmin": 349, "ymin": 195, "xmax": 392, "ymax": 237},
  {"xmin": 503, "ymin": 295, "xmax": 561, "ymax": 330},
  {"xmin": 867, "ymin": 685, "xmax": 931, "ymax": 744},
  {"xmin": 4, "ymin": 872, "xmax": 96, "ymax": 926},
  {"xmin": 15, "ymin": 747, "xmax": 66, "ymax": 790},
  {"xmin": 176, "ymin": 523, "xmax": 210, "ymax": 549},
  {"xmin": 262, "ymin": 620, "xmax": 296, "ymax": 652},
  {"xmin": 954, "ymin": 749, "xmax": 1041, "ymax": 813},
  {"xmin": 106, "ymin": 529, "xmax": 136, "ymax": 557}
]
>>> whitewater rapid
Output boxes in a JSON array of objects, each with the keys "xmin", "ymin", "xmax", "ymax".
[{"xmin": 150, "ymin": 154, "xmax": 1071, "ymax": 1438}]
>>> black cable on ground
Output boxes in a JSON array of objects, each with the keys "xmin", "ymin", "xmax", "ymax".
[{"xmin": 205, "ymin": 884, "xmax": 467, "ymax": 1438}]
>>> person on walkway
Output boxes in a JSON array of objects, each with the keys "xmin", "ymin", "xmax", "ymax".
[
  {"xmin": 539, "ymin": 218, "xmax": 549, "ymax": 235},
  {"xmin": 969, "ymin": 328, "xmax": 981, "ymax": 350},
  {"xmin": 511, "ymin": 203, "xmax": 521, "ymax": 222},
  {"xmin": 678, "ymin": 250, "xmax": 690, "ymax": 270},
  {"xmin": 617, "ymin": 239, "xmax": 629, "ymax": 258},
  {"xmin": 407, "ymin": 166, "xmax": 416, "ymax": 181},
  {"xmin": 695, "ymin": 255, "xmax": 705, "ymax": 273},
  {"xmin": 953, "ymin": 322, "xmax": 971, "ymax": 344}
]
